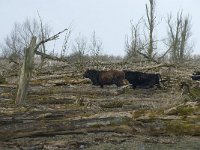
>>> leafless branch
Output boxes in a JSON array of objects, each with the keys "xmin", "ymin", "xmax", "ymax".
[
  {"xmin": 35, "ymin": 28, "xmax": 68, "ymax": 50},
  {"xmin": 35, "ymin": 50, "xmax": 69, "ymax": 62}
]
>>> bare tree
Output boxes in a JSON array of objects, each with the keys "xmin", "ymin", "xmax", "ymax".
[
  {"xmin": 89, "ymin": 31, "xmax": 103, "ymax": 69},
  {"xmin": 37, "ymin": 12, "xmax": 51, "ymax": 67},
  {"xmin": 125, "ymin": 19, "xmax": 145, "ymax": 62},
  {"xmin": 125, "ymin": 0, "xmax": 158, "ymax": 64},
  {"xmin": 61, "ymin": 29, "xmax": 72, "ymax": 58},
  {"xmin": 71, "ymin": 35, "xmax": 87, "ymax": 71},
  {"xmin": 145, "ymin": 0, "xmax": 157, "ymax": 61},
  {"xmin": 1, "ymin": 18, "xmax": 51, "ymax": 63},
  {"xmin": 166, "ymin": 12, "xmax": 192, "ymax": 63},
  {"xmin": 2, "ymin": 23, "xmax": 26, "ymax": 61}
]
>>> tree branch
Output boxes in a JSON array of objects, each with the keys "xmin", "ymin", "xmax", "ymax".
[
  {"xmin": 35, "ymin": 28, "xmax": 68, "ymax": 50},
  {"xmin": 35, "ymin": 50, "xmax": 69, "ymax": 62}
]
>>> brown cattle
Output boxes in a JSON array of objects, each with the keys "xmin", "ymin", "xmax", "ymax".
[{"xmin": 83, "ymin": 69, "xmax": 125, "ymax": 88}]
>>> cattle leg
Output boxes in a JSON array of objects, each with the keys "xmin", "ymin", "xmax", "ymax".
[{"xmin": 100, "ymin": 84, "xmax": 104, "ymax": 88}]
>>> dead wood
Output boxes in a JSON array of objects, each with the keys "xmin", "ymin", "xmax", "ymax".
[
  {"xmin": 35, "ymin": 50, "xmax": 69, "ymax": 62},
  {"xmin": 0, "ymin": 84, "xmax": 17, "ymax": 89},
  {"xmin": 0, "ymin": 114, "xmax": 135, "ymax": 141},
  {"xmin": 34, "ymin": 28, "xmax": 69, "ymax": 63},
  {"xmin": 15, "ymin": 37, "xmax": 36, "ymax": 105},
  {"xmin": 138, "ymin": 63, "xmax": 175, "ymax": 71},
  {"xmin": 35, "ymin": 28, "xmax": 68, "ymax": 51},
  {"xmin": 28, "ymin": 85, "xmax": 125, "ymax": 97}
]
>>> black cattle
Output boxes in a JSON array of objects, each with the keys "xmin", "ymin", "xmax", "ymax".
[
  {"xmin": 192, "ymin": 75, "xmax": 200, "ymax": 81},
  {"xmin": 191, "ymin": 71, "xmax": 200, "ymax": 81},
  {"xmin": 123, "ymin": 70, "xmax": 162, "ymax": 89},
  {"xmin": 83, "ymin": 69, "xmax": 125, "ymax": 88}
]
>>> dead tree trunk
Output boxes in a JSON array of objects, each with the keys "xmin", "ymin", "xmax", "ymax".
[
  {"xmin": 145, "ymin": 0, "xmax": 156, "ymax": 61},
  {"xmin": 15, "ymin": 37, "xmax": 37, "ymax": 105},
  {"xmin": 15, "ymin": 28, "xmax": 68, "ymax": 105}
]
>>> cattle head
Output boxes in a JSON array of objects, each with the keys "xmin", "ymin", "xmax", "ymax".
[{"xmin": 83, "ymin": 69, "xmax": 100, "ymax": 85}]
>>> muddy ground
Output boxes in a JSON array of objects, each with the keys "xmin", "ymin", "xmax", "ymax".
[{"xmin": 0, "ymin": 64, "xmax": 199, "ymax": 150}]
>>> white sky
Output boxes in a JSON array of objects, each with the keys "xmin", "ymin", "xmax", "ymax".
[{"xmin": 0, "ymin": 0, "xmax": 200, "ymax": 56}]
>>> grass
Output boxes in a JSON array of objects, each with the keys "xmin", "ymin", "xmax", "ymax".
[
  {"xmin": 0, "ymin": 75, "xmax": 7, "ymax": 84},
  {"xmin": 166, "ymin": 120, "xmax": 200, "ymax": 136}
]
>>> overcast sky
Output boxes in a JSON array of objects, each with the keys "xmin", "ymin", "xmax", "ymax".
[{"xmin": 0, "ymin": 0, "xmax": 199, "ymax": 56}]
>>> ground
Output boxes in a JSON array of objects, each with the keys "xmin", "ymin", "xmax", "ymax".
[{"xmin": 0, "ymin": 63, "xmax": 199, "ymax": 149}]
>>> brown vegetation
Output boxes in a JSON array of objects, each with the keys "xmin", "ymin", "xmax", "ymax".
[{"xmin": 0, "ymin": 58, "xmax": 199, "ymax": 149}]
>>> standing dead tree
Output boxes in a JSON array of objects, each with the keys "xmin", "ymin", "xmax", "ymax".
[
  {"xmin": 145, "ymin": 0, "xmax": 157, "ymax": 61},
  {"xmin": 125, "ymin": 19, "xmax": 145, "ymax": 63},
  {"xmin": 166, "ymin": 12, "xmax": 192, "ymax": 64},
  {"xmin": 124, "ymin": 0, "xmax": 159, "ymax": 65},
  {"xmin": 37, "ymin": 12, "xmax": 51, "ymax": 68},
  {"xmin": 15, "ymin": 37, "xmax": 37, "ymax": 105},
  {"xmin": 89, "ymin": 31, "xmax": 103, "ymax": 69},
  {"xmin": 15, "ymin": 28, "xmax": 68, "ymax": 105},
  {"xmin": 61, "ymin": 28, "xmax": 72, "ymax": 58},
  {"xmin": 71, "ymin": 35, "xmax": 87, "ymax": 72}
]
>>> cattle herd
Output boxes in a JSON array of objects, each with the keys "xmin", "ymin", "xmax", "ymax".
[
  {"xmin": 83, "ymin": 69, "xmax": 162, "ymax": 89},
  {"xmin": 83, "ymin": 69, "xmax": 200, "ymax": 89}
]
